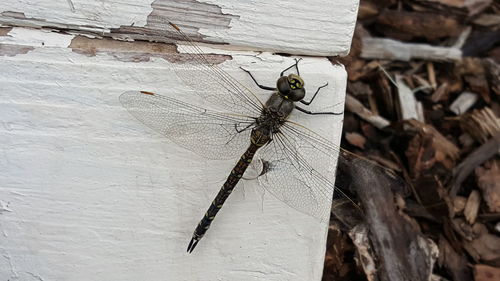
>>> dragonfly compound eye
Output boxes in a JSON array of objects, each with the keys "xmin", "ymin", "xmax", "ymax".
[
  {"xmin": 287, "ymin": 74, "xmax": 304, "ymax": 90},
  {"xmin": 287, "ymin": 74, "xmax": 305, "ymax": 102},
  {"xmin": 277, "ymin": 75, "xmax": 305, "ymax": 101}
]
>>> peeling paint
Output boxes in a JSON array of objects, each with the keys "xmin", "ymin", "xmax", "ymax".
[
  {"xmin": 0, "ymin": 10, "xmax": 108, "ymax": 35},
  {"xmin": 70, "ymin": 35, "xmax": 176, "ymax": 56},
  {"xmin": 69, "ymin": 35, "xmax": 231, "ymax": 64},
  {"xmin": 1, "ymin": 27, "xmax": 74, "ymax": 48},
  {"xmin": 0, "ymin": 43, "xmax": 34, "ymax": 56},
  {"xmin": 0, "ymin": 27, "xmax": 13, "ymax": 36},
  {"xmin": 148, "ymin": 0, "xmax": 238, "ymax": 41},
  {"xmin": 111, "ymin": 0, "xmax": 238, "ymax": 46},
  {"xmin": 1, "ymin": 10, "xmax": 27, "ymax": 19}
]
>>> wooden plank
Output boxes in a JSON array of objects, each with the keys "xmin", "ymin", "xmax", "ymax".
[
  {"xmin": 0, "ymin": 0, "xmax": 359, "ymax": 56},
  {"xmin": 0, "ymin": 27, "xmax": 346, "ymax": 281}
]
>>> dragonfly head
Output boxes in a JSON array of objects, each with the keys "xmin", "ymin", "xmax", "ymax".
[{"xmin": 277, "ymin": 74, "xmax": 305, "ymax": 102}]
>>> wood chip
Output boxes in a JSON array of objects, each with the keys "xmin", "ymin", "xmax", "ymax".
[
  {"xmin": 327, "ymin": 4, "xmax": 500, "ymax": 278},
  {"xmin": 376, "ymin": 9, "xmax": 463, "ymax": 40},
  {"xmin": 414, "ymin": 0, "xmax": 492, "ymax": 16},
  {"xmin": 427, "ymin": 62, "xmax": 437, "ymax": 89},
  {"xmin": 459, "ymin": 108, "xmax": 500, "ymax": 143},
  {"xmin": 475, "ymin": 160, "xmax": 500, "ymax": 213},
  {"xmin": 430, "ymin": 82, "xmax": 449, "ymax": 103},
  {"xmin": 458, "ymin": 133, "xmax": 475, "ymax": 148},
  {"xmin": 453, "ymin": 196, "xmax": 467, "ymax": 214},
  {"xmin": 345, "ymin": 132, "xmax": 367, "ymax": 149},
  {"xmin": 438, "ymin": 236, "xmax": 471, "ymax": 281},
  {"xmin": 345, "ymin": 94, "xmax": 391, "ymax": 129},
  {"xmin": 484, "ymin": 59, "xmax": 499, "ymax": 95},
  {"xmin": 474, "ymin": 264, "xmax": 500, "ymax": 281},
  {"xmin": 404, "ymin": 120, "xmax": 460, "ymax": 218},
  {"xmin": 464, "ymin": 74, "xmax": 490, "ymax": 103},
  {"xmin": 361, "ymin": 37, "xmax": 462, "ymax": 61},
  {"xmin": 449, "ymin": 91, "xmax": 478, "ymax": 115},
  {"xmin": 413, "ymin": 74, "xmax": 433, "ymax": 94},
  {"xmin": 348, "ymin": 81, "xmax": 373, "ymax": 97},
  {"xmin": 396, "ymin": 75, "xmax": 423, "ymax": 121},
  {"xmin": 375, "ymin": 68, "xmax": 396, "ymax": 118},
  {"xmin": 462, "ymin": 223, "xmax": 500, "ymax": 265},
  {"xmin": 323, "ymin": 224, "xmax": 355, "ymax": 280},
  {"xmin": 473, "ymin": 14, "xmax": 500, "ymax": 27},
  {"xmin": 358, "ymin": 1, "xmax": 379, "ymax": 20},
  {"xmin": 464, "ymin": 190, "xmax": 481, "ymax": 224},
  {"xmin": 349, "ymin": 225, "xmax": 377, "ymax": 281},
  {"xmin": 406, "ymin": 125, "xmax": 457, "ymax": 179},
  {"xmin": 451, "ymin": 133, "xmax": 500, "ymax": 199}
]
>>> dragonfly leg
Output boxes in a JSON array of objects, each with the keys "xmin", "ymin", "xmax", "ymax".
[
  {"xmin": 296, "ymin": 82, "xmax": 343, "ymax": 115},
  {"xmin": 240, "ymin": 67, "xmax": 276, "ymax": 91},
  {"xmin": 234, "ymin": 122, "xmax": 255, "ymax": 133},
  {"xmin": 295, "ymin": 105, "xmax": 343, "ymax": 115},
  {"xmin": 300, "ymin": 82, "xmax": 329, "ymax": 105},
  {"xmin": 281, "ymin": 58, "xmax": 303, "ymax": 76}
]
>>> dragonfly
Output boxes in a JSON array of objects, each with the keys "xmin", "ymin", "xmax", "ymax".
[{"xmin": 120, "ymin": 21, "xmax": 349, "ymax": 253}]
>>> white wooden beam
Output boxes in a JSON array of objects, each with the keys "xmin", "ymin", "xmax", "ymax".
[
  {"xmin": 0, "ymin": 27, "xmax": 347, "ymax": 281},
  {"xmin": 0, "ymin": 0, "xmax": 359, "ymax": 56}
]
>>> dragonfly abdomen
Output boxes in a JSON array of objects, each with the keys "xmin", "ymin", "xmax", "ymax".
[{"xmin": 187, "ymin": 139, "xmax": 265, "ymax": 253}]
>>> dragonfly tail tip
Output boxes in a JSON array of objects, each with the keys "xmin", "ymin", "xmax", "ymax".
[{"xmin": 187, "ymin": 238, "xmax": 200, "ymax": 253}]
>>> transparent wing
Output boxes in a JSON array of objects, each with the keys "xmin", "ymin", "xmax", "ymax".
[
  {"xmin": 148, "ymin": 17, "xmax": 265, "ymax": 116},
  {"xmin": 120, "ymin": 91, "xmax": 256, "ymax": 160},
  {"xmin": 256, "ymin": 121, "xmax": 344, "ymax": 221}
]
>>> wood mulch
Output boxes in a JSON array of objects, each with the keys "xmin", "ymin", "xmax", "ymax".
[{"xmin": 323, "ymin": 1, "xmax": 500, "ymax": 281}]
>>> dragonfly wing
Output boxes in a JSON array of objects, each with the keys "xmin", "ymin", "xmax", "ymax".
[
  {"xmin": 120, "ymin": 91, "xmax": 255, "ymax": 160},
  {"xmin": 149, "ymin": 17, "xmax": 265, "ymax": 117},
  {"xmin": 255, "ymin": 122, "xmax": 343, "ymax": 221}
]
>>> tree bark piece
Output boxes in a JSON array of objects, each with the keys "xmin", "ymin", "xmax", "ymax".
[{"xmin": 338, "ymin": 151, "xmax": 434, "ymax": 281}]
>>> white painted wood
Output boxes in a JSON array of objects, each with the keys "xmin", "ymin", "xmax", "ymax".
[
  {"xmin": 0, "ymin": 0, "xmax": 359, "ymax": 56},
  {"xmin": 0, "ymin": 27, "xmax": 346, "ymax": 281}
]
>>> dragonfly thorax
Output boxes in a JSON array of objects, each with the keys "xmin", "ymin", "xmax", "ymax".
[
  {"xmin": 253, "ymin": 104, "xmax": 288, "ymax": 144},
  {"xmin": 277, "ymin": 73, "xmax": 305, "ymax": 101}
]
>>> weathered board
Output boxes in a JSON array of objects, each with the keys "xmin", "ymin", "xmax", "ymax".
[
  {"xmin": 0, "ymin": 0, "xmax": 359, "ymax": 56},
  {"xmin": 0, "ymin": 27, "xmax": 347, "ymax": 281}
]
